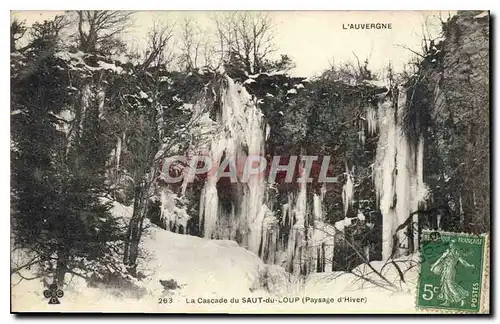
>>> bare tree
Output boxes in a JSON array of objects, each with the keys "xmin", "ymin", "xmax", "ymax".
[
  {"xmin": 324, "ymin": 57, "xmax": 375, "ymax": 86},
  {"xmin": 122, "ymin": 21, "xmax": 192, "ymax": 270},
  {"xmin": 75, "ymin": 10, "xmax": 133, "ymax": 54},
  {"xmin": 11, "ymin": 15, "xmax": 69, "ymax": 55},
  {"xmin": 10, "ymin": 19, "xmax": 27, "ymax": 52},
  {"xmin": 12, "ymin": 15, "xmax": 71, "ymax": 83},
  {"xmin": 178, "ymin": 18, "xmax": 202, "ymax": 71},
  {"xmin": 214, "ymin": 12, "xmax": 277, "ymax": 74},
  {"xmin": 143, "ymin": 21, "xmax": 176, "ymax": 70},
  {"xmin": 31, "ymin": 15, "xmax": 70, "ymax": 42},
  {"xmin": 177, "ymin": 17, "xmax": 225, "ymax": 72}
]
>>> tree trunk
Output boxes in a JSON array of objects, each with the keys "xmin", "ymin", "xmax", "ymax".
[
  {"xmin": 56, "ymin": 248, "xmax": 67, "ymax": 287},
  {"xmin": 123, "ymin": 184, "xmax": 148, "ymax": 269}
]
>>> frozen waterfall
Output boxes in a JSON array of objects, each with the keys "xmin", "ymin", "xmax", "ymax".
[
  {"xmin": 197, "ymin": 76, "xmax": 268, "ymax": 255},
  {"xmin": 372, "ymin": 89, "xmax": 428, "ymax": 260},
  {"xmin": 158, "ymin": 75, "xmax": 429, "ymax": 272}
]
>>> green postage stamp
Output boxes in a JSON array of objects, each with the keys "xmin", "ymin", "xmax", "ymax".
[{"xmin": 417, "ymin": 231, "xmax": 489, "ymax": 313}]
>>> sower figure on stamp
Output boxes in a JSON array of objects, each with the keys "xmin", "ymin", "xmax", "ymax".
[{"xmin": 430, "ymin": 240, "xmax": 475, "ymax": 307}]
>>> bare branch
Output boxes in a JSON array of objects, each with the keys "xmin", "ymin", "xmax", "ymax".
[
  {"xmin": 75, "ymin": 10, "xmax": 133, "ymax": 54},
  {"xmin": 394, "ymin": 44, "xmax": 426, "ymax": 59},
  {"xmin": 178, "ymin": 17, "xmax": 204, "ymax": 71},
  {"xmin": 213, "ymin": 11, "xmax": 278, "ymax": 74},
  {"xmin": 143, "ymin": 21, "xmax": 176, "ymax": 70}
]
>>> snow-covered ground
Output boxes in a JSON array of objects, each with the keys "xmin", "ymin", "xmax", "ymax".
[{"xmin": 11, "ymin": 200, "xmax": 419, "ymax": 313}]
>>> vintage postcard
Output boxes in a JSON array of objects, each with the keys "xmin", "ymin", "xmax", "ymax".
[{"xmin": 10, "ymin": 10, "xmax": 490, "ymax": 314}]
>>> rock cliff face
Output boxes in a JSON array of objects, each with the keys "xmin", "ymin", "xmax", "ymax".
[{"xmin": 406, "ymin": 10, "xmax": 490, "ymax": 232}]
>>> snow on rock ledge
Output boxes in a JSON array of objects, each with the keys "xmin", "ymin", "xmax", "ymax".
[{"xmin": 137, "ymin": 221, "xmax": 266, "ymax": 298}]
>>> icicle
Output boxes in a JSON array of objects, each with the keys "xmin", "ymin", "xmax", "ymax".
[
  {"xmin": 359, "ymin": 124, "xmax": 366, "ymax": 145},
  {"xmin": 200, "ymin": 178, "xmax": 218, "ymax": 239},
  {"xmin": 268, "ymin": 224, "xmax": 277, "ymax": 264},
  {"xmin": 191, "ymin": 76, "xmax": 267, "ymax": 253},
  {"xmin": 313, "ymin": 194, "xmax": 323, "ymax": 221},
  {"xmin": 311, "ymin": 220, "xmax": 335, "ymax": 273},
  {"xmin": 373, "ymin": 96, "xmax": 397, "ymax": 260},
  {"xmin": 79, "ymin": 84, "xmax": 91, "ymax": 136},
  {"xmin": 394, "ymin": 130, "xmax": 410, "ymax": 256},
  {"xmin": 287, "ymin": 194, "xmax": 294, "ymax": 228},
  {"xmin": 416, "ymin": 136, "xmax": 427, "ymax": 202},
  {"xmin": 55, "ymin": 109, "xmax": 74, "ymax": 135},
  {"xmin": 97, "ymin": 88, "xmax": 105, "ymax": 118},
  {"xmin": 320, "ymin": 183, "xmax": 327, "ymax": 200},
  {"xmin": 342, "ymin": 166, "xmax": 354, "ymax": 217},
  {"xmin": 283, "ymin": 183, "xmax": 310, "ymax": 274},
  {"xmin": 156, "ymin": 103, "xmax": 164, "ymax": 140},
  {"xmin": 260, "ymin": 209, "xmax": 277, "ymax": 262},
  {"xmin": 366, "ymin": 106, "xmax": 378, "ymax": 135},
  {"xmin": 198, "ymin": 184, "xmax": 206, "ymax": 229},
  {"xmin": 357, "ymin": 210, "xmax": 365, "ymax": 221},
  {"xmin": 115, "ymin": 135, "xmax": 122, "ymax": 171},
  {"xmin": 159, "ymin": 188, "xmax": 190, "ymax": 233},
  {"xmin": 294, "ymin": 182, "xmax": 307, "ymax": 226}
]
